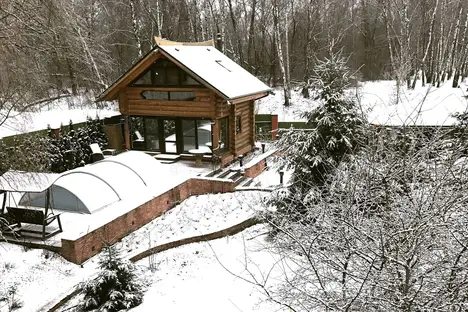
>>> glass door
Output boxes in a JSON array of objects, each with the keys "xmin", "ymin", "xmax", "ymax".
[
  {"xmin": 182, "ymin": 120, "xmax": 197, "ymax": 152},
  {"xmin": 145, "ymin": 118, "xmax": 160, "ymax": 151},
  {"xmin": 163, "ymin": 119, "xmax": 177, "ymax": 153}
]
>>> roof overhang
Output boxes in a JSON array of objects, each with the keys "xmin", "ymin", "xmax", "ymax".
[{"xmin": 96, "ymin": 48, "xmax": 160, "ymax": 102}]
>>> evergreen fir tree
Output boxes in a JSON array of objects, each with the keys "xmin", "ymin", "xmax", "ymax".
[
  {"xmin": 271, "ymin": 52, "xmax": 368, "ymax": 219},
  {"xmin": 80, "ymin": 245, "xmax": 144, "ymax": 312}
]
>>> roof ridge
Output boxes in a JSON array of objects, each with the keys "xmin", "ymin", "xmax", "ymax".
[{"xmin": 154, "ymin": 36, "xmax": 214, "ymax": 47}]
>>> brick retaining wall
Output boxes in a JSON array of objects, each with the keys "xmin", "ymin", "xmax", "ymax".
[{"xmin": 60, "ymin": 178, "xmax": 235, "ymax": 264}]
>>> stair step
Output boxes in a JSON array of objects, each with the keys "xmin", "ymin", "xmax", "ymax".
[
  {"xmin": 241, "ymin": 178, "xmax": 254, "ymax": 187},
  {"xmin": 226, "ymin": 171, "xmax": 241, "ymax": 180},
  {"xmin": 160, "ymin": 160, "xmax": 176, "ymax": 164},
  {"xmin": 206, "ymin": 168, "xmax": 223, "ymax": 177},
  {"xmin": 234, "ymin": 175, "xmax": 248, "ymax": 186},
  {"xmin": 154, "ymin": 154, "xmax": 181, "ymax": 161},
  {"xmin": 217, "ymin": 169, "xmax": 233, "ymax": 179}
]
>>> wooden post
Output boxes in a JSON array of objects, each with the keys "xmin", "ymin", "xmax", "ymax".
[
  {"xmin": 250, "ymin": 101, "xmax": 255, "ymax": 146},
  {"xmin": 271, "ymin": 114, "xmax": 279, "ymax": 140},
  {"xmin": 123, "ymin": 115, "xmax": 131, "ymax": 150},
  {"xmin": 212, "ymin": 120, "xmax": 220, "ymax": 150},
  {"xmin": 230, "ymin": 104, "xmax": 236, "ymax": 155},
  {"xmin": 0, "ymin": 190, "xmax": 6, "ymax": 215}
]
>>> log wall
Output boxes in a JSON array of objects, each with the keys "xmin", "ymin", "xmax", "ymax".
[{"xmin": 123, "ymin": 87, "xmax": 215, "ymax": 118}]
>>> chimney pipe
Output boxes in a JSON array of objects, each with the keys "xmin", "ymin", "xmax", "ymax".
[{"xmin": 215, "ymin": 33, "xmax": 223, "ymax": 51}]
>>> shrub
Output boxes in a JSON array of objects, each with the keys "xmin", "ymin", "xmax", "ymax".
[{"xmin": 80, "ymin": 245, "xmax": 144, "ymax": 312}]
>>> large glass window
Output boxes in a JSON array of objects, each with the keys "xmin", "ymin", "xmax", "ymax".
[
  {"xmin": 130, "ymin": 117, "xmax": 212, "ymax": 154},
  {"xmin": 140, "ymin": 91, "xmax": 196, "ymax": 101},
  {"xmin": 145, "ymin": 118, "xmax": 160, "ymax": 151},
  {"xmin": 219, "ymin": 117, "xmax": 229, "ymax": 152},
  {"xmin": 130, "ymin": 116, "xmax": 145, "ymax": 150},
  {"xmin": 132, "ymin": 71, "xmax": 152, "ymax": 85},
  {"xmin": 197, "ymin": 120, "xmax": 212, "ymax": 152},
  {"xmin": 182, "ymin": 120, "xmax": 197, "ymax": 152},
  {"xmin": 169, "ymin": 91, "xmax": 196, "ymax": 101},
  {"xmin": 141, "ymin": 91, "xmax": 169, "ymax": 100},
  {"xmin": 164, "ymin": 120, "xmax": 177, "ymax": 153}
]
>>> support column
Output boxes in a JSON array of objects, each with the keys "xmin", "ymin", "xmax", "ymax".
[
  {"xmin": 271, "ymin": 114, "xmax": 279, "ymax": 140},
  {"xmin": 123, "ymin": 115, "xmax": 131, "ymax": 150},
  {"xmin": 212, "ymin": 120, "xmax": 220, "ymax": 150}
]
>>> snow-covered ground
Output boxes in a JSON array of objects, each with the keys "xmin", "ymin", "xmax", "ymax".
[
  {"xmin": 0, "ymin": 191, "xmax": 272, "ymax": 312},
  {"xmin": 115, "ymin": 191, "xmax": 267, "ymax": 259},
  {"xmin": 130, "ymin": 225, "xmax": 282, "ymax": 312},
  {"xmin": 0, "ymin": 243, "xmax": 98, "ymax": 312},
  {"xmin": 257, "ymin": 79, "xmax": 468, "ymax": 126},
  {"xmin": 0, "ymin": 94, "xmax": 119, "ymax": 139}
]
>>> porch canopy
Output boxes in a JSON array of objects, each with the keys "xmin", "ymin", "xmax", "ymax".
[{"xmin": 0, "ymin": 151, "xmax": 165, "ymax": 214}]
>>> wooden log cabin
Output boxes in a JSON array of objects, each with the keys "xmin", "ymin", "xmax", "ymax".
[{"xmin": 97, "ymin": 37, "xmax": 271, "ymax": 166}]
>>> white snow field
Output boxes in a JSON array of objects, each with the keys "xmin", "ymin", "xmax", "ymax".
[
  {"xmin": 257, "ymin": 79, "xmax": 468, "ymax": 126},
  {"xmin": 130, "ymin": 225, "xmax": 282, "ymax": 312},
  {"xmin": 0, "ymin": 93, "xmax": 119, "ymax": 139}
]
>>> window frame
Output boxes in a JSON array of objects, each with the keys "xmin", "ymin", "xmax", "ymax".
[
  {"xmin": 235, "ymin": 115, "xmax": 242, "ymax": 134},
  {"xmin": 130, "ymin": 59, "xmax": 202, "ymax": 88},
  {"xmin": 140, "ymin": 90, "xmax": 197, "ymax": 101}
]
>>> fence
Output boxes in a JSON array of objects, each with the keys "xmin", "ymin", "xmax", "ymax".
[{"xmin": 255, "ymin": 114, "xmax": 312, "ymax": 141}]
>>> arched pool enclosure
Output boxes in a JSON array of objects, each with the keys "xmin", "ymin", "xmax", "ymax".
[{"xmin": 19, "ymin": 151, "xmax": 164, "ymax": 214}]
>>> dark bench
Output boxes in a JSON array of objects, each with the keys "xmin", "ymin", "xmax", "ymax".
[{"xmin": 2, "ymin": 207, "xmax": 62, "ymax": 240}]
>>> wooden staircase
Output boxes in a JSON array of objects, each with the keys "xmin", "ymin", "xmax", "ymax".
[{"xmin": 205, "ymin": 167, "xmax": 258, "ymax": 188}]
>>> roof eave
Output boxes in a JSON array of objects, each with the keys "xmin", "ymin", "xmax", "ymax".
[
  {"xmin": 95, "ymin": 47, "xmax": 159, "ymax": 102},
  {"xmin": 228, "ymin": 89, "xmax": 272, "ymax": 103}
]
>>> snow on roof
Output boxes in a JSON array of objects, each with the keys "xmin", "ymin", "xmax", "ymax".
[
  {"xmin": 0, "ymin": 171, "xmax": 59, "ymax": 193},
  {"xmin": 100, "ymin": 150, "xmax": 169, "ymax": 187},
  {"xmin": 159, "ymin": 45, "xmax": 271, "ymax": 99}
]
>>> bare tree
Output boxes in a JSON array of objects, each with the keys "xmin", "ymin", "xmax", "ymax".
[{"xmin": 256, "ymin": 126, "xmax": 468, "ymax": 311}]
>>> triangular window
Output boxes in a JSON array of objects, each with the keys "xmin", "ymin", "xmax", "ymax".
[
  {"xmin": 130, "ymin": 58, "xmax": 201, "ymax": 87},
  {"xmin": 131, "ymin": 70, "xmax": 152, "ymax": 86}
]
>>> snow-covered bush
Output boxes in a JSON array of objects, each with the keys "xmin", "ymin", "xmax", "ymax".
[
  {"xmin": 79, "ymin": 245, "xmax": 144, "ymax": 312},
  {"xmin": 0, "ymin": 282, "xmax": 22, "ymax": 311},
  {"xmin": 48, "ymin": 117, "xmax": 108, "ymax": 173},
  {"xmin": 0, "ymin": 134, "xmax": 51, "ymax": 174}
]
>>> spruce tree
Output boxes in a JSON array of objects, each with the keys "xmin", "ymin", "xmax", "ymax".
[
  {"xmin": 80, "ymin": 245, "xmax": 144, "ymax": 312},
  {"xmin": 271, "ymin": 52, "xmax": 367, "ymax": 219}
]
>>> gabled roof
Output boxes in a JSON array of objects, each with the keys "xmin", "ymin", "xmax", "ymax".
[{"xmin": 97, "ymin": 37, "xmax": 271, "ymax": 102}]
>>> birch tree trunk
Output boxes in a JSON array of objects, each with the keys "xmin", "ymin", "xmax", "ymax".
[
  {"xmin": 273, "ymin": 0, "xmax": 291, "ymax": 106},
  {"xmin": 130, "ymin": 0, "xmax": 143, "ymax": 58},
  {"xmin": 421, "ymin": 0, "xmax": 439, "ymax": 87},
  {"xmin": 448, "ymin": 2, "xmax": 463, "ymax": 80},
  {"xmin": 452, "ymin": 9, "xmax": 468, "ymax": 87}
]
